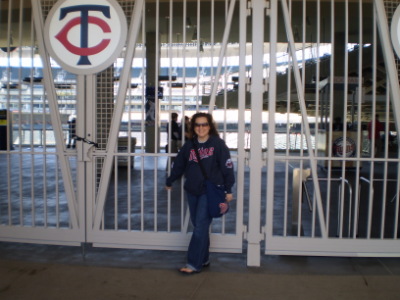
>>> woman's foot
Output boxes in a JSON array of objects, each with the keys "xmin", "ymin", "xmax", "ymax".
[{"xmin": 178, "ymin": 267, "xmax": 198, "ymax": 275}]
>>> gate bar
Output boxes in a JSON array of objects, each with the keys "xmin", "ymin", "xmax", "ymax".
[
  {"xmin": 93, "ymin": 0, "xmax": 144, "ymax": 229},
  {"xmin": 237, "ymin": 0, "xmax": 247, "ymax": 253},
  {"xmin": 266, "ymin": 0, "xmax": 278, "ymax": 245},
  {"xmin": 280, "ymin": 0, "xmax": 327, "ymax": 238},
  {"xmin": 247, "ymin": 0, "xmax": 266, "ymax": 267},
  {"xmin": 207, "ymin": 0, "xmax": 237, "ymax": 113},
  {"xmin": 31, "ymin": 0, "xmax": 79, "ymax": 229}
]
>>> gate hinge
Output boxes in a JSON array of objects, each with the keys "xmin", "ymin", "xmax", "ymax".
[
  {"xmin": 244, "ymin": 148, "xmax": 250, "ymax": 166},
  {"xmin": 243, "ymin": 225, "xmax": 265, "ymax": 241},
  {"xmin": 247, "ymin": 1, "xmax": 252, "ymax": 16},
  {"xmin": 242, "ymin": 224, "xmax": 248, "ymax": 240},
  {"xmin": 262, "ymin": 148, "xmax": 268, "ymax": 165},
  {"xmin": 247, "ymin": 1, "xmax": 270, "ymax": 16},
  {"xmin": 263, "ymin": 78, "xmax": 269, "ymax": 92},
  {"xmin": 261, "ymin": 226, "xmax": 267, "ymax": 240},
  {"xmin": 245, "ymin": 77, "xmax": 251, "ymax": 92},
  {"xmin": 265, "ymin": 1, "xmax": 271, "ymax": 16},
  {"xmin": 246, "ymin": 78, "xmax": 268, "ymax": 93}
]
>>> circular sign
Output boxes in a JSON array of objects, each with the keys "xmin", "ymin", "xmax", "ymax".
[
  {"xmin": 44, "ymin": 0, "xmax": 127, "ymax": 75},
  {"xmin": 391, "ymin": 5, "xmax": 400, "ymax": 59},
  {"xmin": 332, "ymin": 137, "xmax": 356, "ymax": 157}
]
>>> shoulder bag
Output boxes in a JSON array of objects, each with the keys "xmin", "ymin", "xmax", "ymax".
[{"xmin": 192, "ymin": 139, "xmax": 229, "ymax": 218}]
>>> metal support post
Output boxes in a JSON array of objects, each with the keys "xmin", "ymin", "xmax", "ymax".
[{"xmin": 247, "ymin": 0, "xmax": 267, "ymax": 267}]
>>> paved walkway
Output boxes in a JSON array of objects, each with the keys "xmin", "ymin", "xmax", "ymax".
[{"xmin": 1, "ymin": 242, "xmax": 400, "ymax": 300}]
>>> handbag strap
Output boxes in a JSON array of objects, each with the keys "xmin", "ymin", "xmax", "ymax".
[{"xmin": 192, "ymin": 139, "xmax": 208, "ymax": 180}]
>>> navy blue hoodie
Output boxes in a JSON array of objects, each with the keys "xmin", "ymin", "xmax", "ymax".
[{"xmin": 166, "ymin": 135, "xmax": 235, "ymax": 196}]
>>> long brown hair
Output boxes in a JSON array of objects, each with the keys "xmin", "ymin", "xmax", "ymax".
[{"xmin": 189, "ymin": 112, "xmax": 219, "ymax": 139}]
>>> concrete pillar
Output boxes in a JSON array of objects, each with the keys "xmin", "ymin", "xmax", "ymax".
[
  {"xmin": 145, "ymin": 31, "xmax": 160, "ymax": 153},
  {"xmin": 333, "ymin": 32, "xmax": 346, "ymax": 123}
]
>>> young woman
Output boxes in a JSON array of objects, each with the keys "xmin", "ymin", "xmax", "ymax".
[{"xmin": 165, "ymin": 112, "xmax": 235, "ymax": 274}]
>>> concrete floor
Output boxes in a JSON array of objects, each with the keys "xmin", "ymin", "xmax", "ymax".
[{"xmin": 1, "ymin": 241, "xmax": 400, "ymax": 300}]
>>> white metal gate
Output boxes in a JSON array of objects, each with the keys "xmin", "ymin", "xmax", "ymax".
[
  {"xmin": 0, "ymin": 0, "xmax": 85, "ymax": 245},
  {"xmin": 1, "ymin": 0, "xmax": 247, "ymax": 252},
  {"xmin": 1, "ymin": 0, "xmax": 400, "ymax": 267},
  {"xmin": 262, "ymin": 0, "xmax": 400, "ymax": 259},
  {"xmin": 85, "ymin": 0, "xmax": 245, "ymax": 253}
]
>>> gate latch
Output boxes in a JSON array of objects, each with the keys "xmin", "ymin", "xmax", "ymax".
[
  {"xmin": 74, "ymin": 135, "xmax": 98, "ymax": 162},
  {"xmin": 74, "ymin": 135, "xmax": 99, "ymax": 148}
]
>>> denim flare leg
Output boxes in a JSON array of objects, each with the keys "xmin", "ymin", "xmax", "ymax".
[{"xmin": 186, "ymin": 192, "xmax": 212, "ymax": 271}]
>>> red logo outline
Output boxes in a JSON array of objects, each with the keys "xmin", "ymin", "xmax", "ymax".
[{"xmin": 55, "ymin": 16, "xmax": 111, "ymax": 57}]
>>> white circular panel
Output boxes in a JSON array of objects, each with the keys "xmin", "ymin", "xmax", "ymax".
[
  {"xmin": 391, "ymin": 5, "xmax": 400, "ymax": 59},
  {"xmin": 44, "ymin": 0, "xmax": 127, "ymax": 75}
]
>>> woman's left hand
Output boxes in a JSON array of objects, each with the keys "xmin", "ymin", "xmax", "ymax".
[{"xmin": 225, "ymin": 193, "xmax": 233, "ymax": 202}]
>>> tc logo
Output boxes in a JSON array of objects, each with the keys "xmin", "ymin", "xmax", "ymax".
[
  {"xmin": 55, "ymin": 5, "xmax": 112, "ymax": 66},
  {"xmin": 333, "ymin": 137, "xmax": 356, "ymax": 158},
  {"xmin": 44, "ymin": 0, "xmax": 127, "ymax": 75}
]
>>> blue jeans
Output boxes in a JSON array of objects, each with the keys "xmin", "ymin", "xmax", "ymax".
[{"xmin": 186, "ymin": 192, "xmax": 212, "ymax": 271}]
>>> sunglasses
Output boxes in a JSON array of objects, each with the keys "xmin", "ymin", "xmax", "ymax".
[{"xmin": 194, "ymin": 122, "xmax": 209, "ymax": 128}]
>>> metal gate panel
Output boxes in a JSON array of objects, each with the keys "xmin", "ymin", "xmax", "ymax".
[
  {"xmin": 3, "ymin": 0, "xmax": 399, "ymax": 265},
  {"xmin": 86, "ymin": 0, "xmax": 246, "ymax": 253},
  {"xmin": 0, "ymin": 0, "xmax": 84, "ymax": 245},
  {"xmin": 264, "ymin": 0, "xmax": 400, "ymax": 257}
]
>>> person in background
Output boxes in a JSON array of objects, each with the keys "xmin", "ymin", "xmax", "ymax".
[
  {"xmin": 168, "ymin": 112, "xmax": 180, "ymax": 151},
  {"xmin": 165, "ymin": 112, "xmax": 235, "ymax": 275},
  {"xmin": 66, "ymin": 115, "xmax": 76, "ymax": 149},
  {"xmin": 367, "ymin": 114, "xmax": 384, "ymax": 157},
  {"xmin": 166, "ymin": 112, "xmax": 181, "ymax": 168},
  {"xmin": 180, "ymin": 115, "xmax": 190, "ymax": 143},
  {"xmin": 333, "ymin": 116, "xmax": 343, "ymax": 131}
]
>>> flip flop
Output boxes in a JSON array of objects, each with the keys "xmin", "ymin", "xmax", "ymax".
[{"xmin": 178, "ymin": 267, "xmax": 198, "ymax": 275}]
